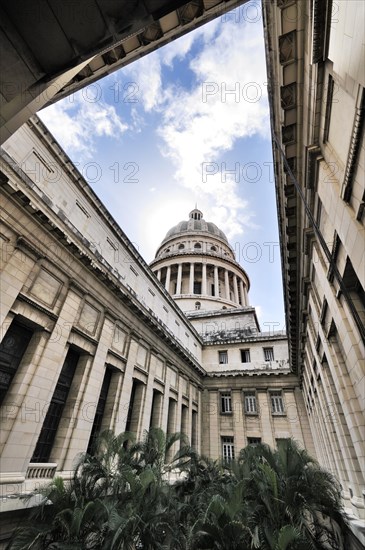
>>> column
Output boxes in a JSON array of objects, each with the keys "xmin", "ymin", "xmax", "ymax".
[
  {"xmin": 233, "ymin": 275, "xmax": 239, "ymax": 304},
  {"xmin": 0, "ymin": 246, "xmax": 37, "ymax": 329},
  {"xmin": 202, "ymin": 263, "xmax": 207, "ymax": 295},
  {"xmin": 176, "ymin": 263, "xmax": 182, "ymax": 295},
  {"xmin": 157, "ymin": 269, "xmax": 161, "ymax": 281},
  {"xmin": 114, "ymin": 338, "xmax": 139, "ymax": 434},
  {"xmin": 244, "ymin": 284, "xmax": 249, "ymax": 306},
  {"xmin": 225, "ymin": 269, "xmax": 230, "ymax": 300},
  {"xmin": 57, "ymin": 316, "xmax": 115, "ymax": 471},
  {"xmin": 214, "ymin": 266, "xmax": 219, "ymax": 297},
  {"xmin": 257, "ymin": 391, "xmax": 275, "ymax": 448},
  {"xmin": 150, "ymin": 391, "xmax": 164, "ymax": 429},
  {"xmin": 209, "ymin": 391, "xmax": 220, "ymax": 459},
  {"xmin": 165, "ymin": 266, "xmax": 171, "ymax": 292},
  {"xmin": 239, "ymin": 280, "xmax": 245, "ymax": 306},
  {"xmin": 160, "ymin": 368, "xmax": 172, "ymax": 434},
  {"xmin": 139, "ymin": 358, "xmax": 157, "ymax": 438},
  {"xmin": 284, "ymin": 389, "xmax": 305, "ymax": 446},
  {"xmin": 232, "ymin": 390, "xmax": 245, "ymax": 452},
  {"xmin": 189, "ymin": 263, "xmax": 194, "ymax": 294}
]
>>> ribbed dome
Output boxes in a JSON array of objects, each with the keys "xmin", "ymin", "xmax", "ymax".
[{"xmin": 161, "ymin": 209, "xmax": 228, "ymax": 244}]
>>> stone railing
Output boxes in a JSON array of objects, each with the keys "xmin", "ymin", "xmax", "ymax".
[{"xmin": 26, "ymin": 463, "xmax": 57, "ymax": 479}]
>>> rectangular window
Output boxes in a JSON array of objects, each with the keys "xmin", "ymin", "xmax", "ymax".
[
  {"xmin": 31, "ymin": 348, "xmax": 80, "ymax": 463},
  {"xmin": 0, "ymin": 321, "xmax": 33, "ymax": 406},
  {"xmin": 222, "ymin": 437, "xmax": 235, "ymax": 462},
  {"xmin": 263, "ymin": 347, "xmax": 274, "ymax": 362},
  {"xmin": 87, "ymin": 367, "xmax": 113, "ymax": 454},
  {"xmin": 240, "ymin": 349, "xmax": 250, "ymax": 363},
  {"xmin": 323, "ymin": 74, "xmax": 334, "ymax": 143},
  {"xmin": 247, "ymin": 437, "xmax": 261, "ymax": 445},
  {"xmin": 220, "ymin": 392, "xmax": 232, "ymax": 414},
  {"xmin": 244, "ymin": 392, "xmax": 257, "ymax": 414},
  {"xmin": 270, "ymin": 391, "xmax": 285, "ymax": 414},
  {"xmin": 193, "ymin": 281, "xmax": 202, "ymax": 294},
  {"xmin": 218, "ymin": 350, "xmax": 228, "ymax": 364}
]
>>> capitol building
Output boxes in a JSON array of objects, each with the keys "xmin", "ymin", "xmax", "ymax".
[{"xmin": 0, "ymin": 0, "xmax": 364, "ymax": 547}]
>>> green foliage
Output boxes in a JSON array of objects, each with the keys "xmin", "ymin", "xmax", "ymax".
[{"xmin": 7, "ymin": 433, "xmax": 345, "ymax": 550}]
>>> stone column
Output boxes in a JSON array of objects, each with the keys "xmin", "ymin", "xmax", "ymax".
[
  {"xmin": 0, "ymin": 244, "xmax": 37, "ymax": 329},
  {"xmin": 225, "ymin": 270, "xmax": 230, "ymax": 300},
  {"xmin": 138, "ymin": 357, "xmax": 157, "ymax": 438},
  {"xmin": 189, "ymin": 263, "xmax": 194, "ymax": 294},
  {"xmin": 209, "ymin": 391, "xmax": 220, "ymax": 460},
  {"xmin": 114, "ymin": 338, "xmax": 139, "ymax": 434},
  {"xmin": 214, "ymin": 266, "xmax": 219, "ymax": 297},
  {"xmin": 56, "ymin": 315, "xmax": 115, "ymax": 471},
  {"xmin": 176, "ymin": 263, "xmax": 182, "ymax": 295},
  {"xmin": 257, "ymin": 391, "xmax": 275, "ymax": 448},
  {"xmin": 157, "ymin": 269, "xmax": 161, "ymax": 281},
  {"xmin": 202, "ymin": 263, "xmax": 207, "ymax": 295},
  {"xmin": 244, "ymin": 284, "xmax": 249, "ymax": 306},
  {"xmin": 232, "ymin": 390, "xmax": 245, "ymax": 452},
  {"xmin": 239, "ymin": 280, "xmax": 245, "ymax": 306},
  {"xmin": 160, "ymin": 367, "xmax": 172, "ymax": 434},
  {"xmin": 233, "ymin": 275, "xmax": 239, "ymax": 304},
  {"xmin": 165, "ymin": 266, "xmax": 171, "ymax": 292}
]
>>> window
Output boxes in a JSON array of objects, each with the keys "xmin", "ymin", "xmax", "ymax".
[
  {"xmin": 247, "ymin": 437, "xmax": 261, "ymax": 445},
  {"xmin": 31, "ymin": 348, "xmax": 80, "ymax": 463},
  {"xmin": 263, "ymin": 347, "xmax": 274, "ymax": 361},
  {"xmin": 193, "ymin": 281, "xmax": 202, "ymax": 294},
  {"xmin": 270, "ymin": 391, "xmax": 285, "ymax": 414},
  {"xmin": 194, "ymin": 243, "xmax": 201, "ymax": 249},
  {"xmin": 178, "ymin": 244, "xmax": 185, "ymax": 250},
  {"xmin": 218, "ymin": 350, "xmax": 228, "ymax": 364},
  {"xmin": 323, "ymin": 74, "xmax": 334, "ymax": 143},
  {"xmin": 244, "ymin": 392, "xmax": 257, "ymax": 414},
  {"xmin": 211, "ymin": 245, "xmax": 217, "ymax": 251},
  {"xmin": 240, "ymin": 349, "xmax": 250, "ymax": 363},
  {"xmin": 222, "ymin": 437, "xmax": 235, "ymax": 462},
  {"xmin": 195, "ymin": 301, "xmax": 201, "ymax": 310},
  {"xmin": 0, "ymin": 321, "xmax": 33, "ymax": 406},
  {"xmin": 220, "ymin": 392, "xmax": 232, "ymax": 414}
]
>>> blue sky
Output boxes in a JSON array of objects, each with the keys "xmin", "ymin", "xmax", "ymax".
[{"xmin": 39, "ymin": 2, "xmax": 286, "ymax": 330}]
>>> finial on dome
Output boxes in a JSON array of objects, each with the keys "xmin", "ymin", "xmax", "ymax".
[{"xmin": 189, "ymin": 208, "xmax": 203, "ymax": 221}]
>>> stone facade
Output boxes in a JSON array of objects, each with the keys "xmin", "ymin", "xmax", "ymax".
[
  {"xmin": 262, "ymin": 0, "xmax": 365, "ymax": 538},
  {"xmin": 0, "ymin": 117, "xmax": 310, "ymax": 544}
]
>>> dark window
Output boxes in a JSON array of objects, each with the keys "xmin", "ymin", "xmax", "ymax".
[
  {"xmin": 323, "ymin": 75, "xmax": 334, "ymax": 143},
  {"xmin": 244, "ymin": 392, "xmax": 257, "ymax": 414},
  {"xmin": 193, "ymin": 281, "xmax": 202, "ymax": 294},
  {"xmin": 220, "ymin": 392, "xmax": 232, "ymax": 414},
  {"xmin": 263, "ymin": 347, "xmax": 274, "ymax": 361},
  {"xmin": 218, "ymin": 351, "xmax": 228, "ymax": 364},
  {"xmin": 87, "ymin": 368, "xmax": 112, "ymax": 454},
  {"xmin": 270, "ymin": 391, "xmax": 285, "ymax": 414},
  {"xmin": 31, "ymin": 348, "xmax": 80, "ymax": 463},
  {"xmin": 222, "ymin": 437, "xmax": 234, "ymax": 462},
  {"xmin": 194, "ymin": 243, "xmax": 201, "ymax": 249},
  {"xmin": 240, "ymin": 349, "xmax": 250, "ymax": 363},
  {"xmin": 0, "ymin": 322, "xmax": 33, "ymax": 406},
  {"xmin": 247, "ymin": 437, "xmax": 261, "ymax": 445}
]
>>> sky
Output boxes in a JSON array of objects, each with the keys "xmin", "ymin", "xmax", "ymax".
[{"xmin": 39, "ymin": 1, "xmax": 286, "ymax": 331}]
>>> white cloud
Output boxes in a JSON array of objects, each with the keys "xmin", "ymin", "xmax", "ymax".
[
  {"xmin": 39, "ymin": 92, "xmax": 128, "ymax": 159},
  {"xmin": 151, "ymin": 16, "xmax": 268, "ymax": 239}
]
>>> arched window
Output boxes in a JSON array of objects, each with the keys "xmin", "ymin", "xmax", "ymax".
[
  {"xmin": 195, "ymin": 301, "xmax": 201, "ymax": 310},
  {"xmin": 178, "ymin": 244, "xmax": 185, "ymax": 250},
  {"xmin": 194, "ymin": 243, "xmax": 201, "ymax": 249},
  {"xmin": 211, "ymin": 245, "xmax": 217, "ymax": 252},
  {"xmin": 165, "ymin": 248, "xmax": 170, "ymax": 253}
]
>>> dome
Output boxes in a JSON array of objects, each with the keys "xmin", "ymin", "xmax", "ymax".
[{"xmin": 161, "ymin": 209, "xmax": 229, "ymax": 245}]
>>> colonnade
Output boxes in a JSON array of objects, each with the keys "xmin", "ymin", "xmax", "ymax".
[{"xmin": 155, "ymin": 262, "xmax": 249, "ymax": 306}]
